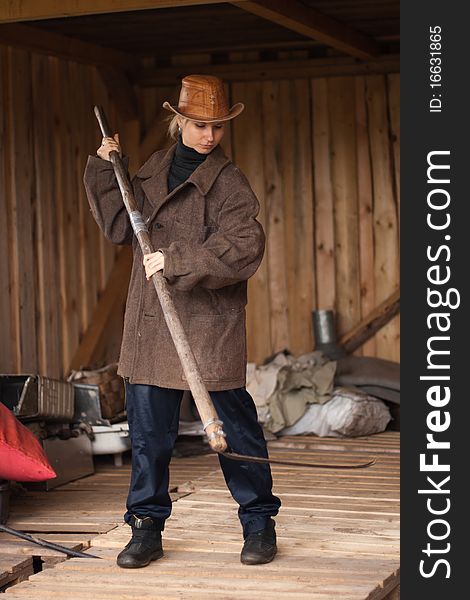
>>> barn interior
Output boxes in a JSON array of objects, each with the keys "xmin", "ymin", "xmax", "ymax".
[{"xmin": 0, "ymin": 1, "xmax": 400, "ymax": 598}]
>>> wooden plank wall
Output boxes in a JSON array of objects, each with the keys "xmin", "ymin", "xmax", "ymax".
[
  {"xmin": 245, "ymin": 74, "xmax": 400, "ymax": 362},
  {"xmin": 194, "ymin": 74, "xmax": 399, "ymax": 363},
  {"xmin": 0, "ymin": 45, "xmax": 139, "ymax": 378},
  {"xmin": 0, "ymin": 48, "xmax": 399, "ymax": 377}
]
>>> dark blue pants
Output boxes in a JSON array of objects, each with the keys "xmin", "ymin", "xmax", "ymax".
[{"xmin": 124, "ymin": 383, "xmax": 281, "ymax": 536}]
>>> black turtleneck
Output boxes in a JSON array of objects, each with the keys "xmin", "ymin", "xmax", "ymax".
[{"xmin": 167, "ymin": 136, "xmax": 207, "ymax": 193}]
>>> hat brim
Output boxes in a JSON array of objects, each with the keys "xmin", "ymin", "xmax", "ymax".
[{"xmin": 162, "ymin": 101, "xmax": 244, "ymax": 123}]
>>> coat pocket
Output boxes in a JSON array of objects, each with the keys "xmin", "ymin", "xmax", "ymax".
[
  {"xmin": 172, "ymin": 220, "xmax": 218, "ymax": 244},
  {"xmin": 172, "ymin": 218, "xmax": 202, "ymax": 243},
  {"xmin": 184, "ymin": 311, "xmax": 246, "ymax": 383}
]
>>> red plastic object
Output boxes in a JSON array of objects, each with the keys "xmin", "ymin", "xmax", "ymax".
[{"xmin": 0, "ymin": 403, "xmax": 56, "ymax": 482}]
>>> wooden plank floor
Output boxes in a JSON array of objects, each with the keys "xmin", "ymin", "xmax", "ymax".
[
  {"xmin": 2, "ymin": 432, "xmax": 399, "ymax": 599},
  {"xmin": 1, "ymin": 449, "xmax": 220, "ymax": 590}
]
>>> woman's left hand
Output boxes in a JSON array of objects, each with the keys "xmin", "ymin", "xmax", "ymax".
[{"xmin": 143, "ymin": 251, "xmax": 165, "ymax": 280}]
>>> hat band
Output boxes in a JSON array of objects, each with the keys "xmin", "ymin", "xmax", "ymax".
[{"xmin": 163, "ymin": 101, "xmax": 244, "ymax": 122}]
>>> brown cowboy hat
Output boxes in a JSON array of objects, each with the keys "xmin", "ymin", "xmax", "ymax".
[{"xmin": 163, "ymin": 74, "xmax": 244, "ymax": 123}]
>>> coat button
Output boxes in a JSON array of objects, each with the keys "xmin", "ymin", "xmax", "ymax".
[{"xmin": 154, "ymin": 222, "xmax": 163, "ymax": 229}]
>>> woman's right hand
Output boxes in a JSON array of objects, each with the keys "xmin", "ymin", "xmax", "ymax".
[{"xmin": 97, "ymin": 133, "xmax": 121, "ymax": 161}]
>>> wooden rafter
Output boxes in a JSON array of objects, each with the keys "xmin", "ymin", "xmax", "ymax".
[
  {"xmin": 0, "ymin": 23, "xmax": 136, "ymax": 72},
  {"xmin": 136, "ymin": 54, "xmax": 399, "ymax": 86},
  {"xmin": 339, "ymin": 288, "xmax": 400, "ymax": 355},
  {"xmin": 0, "ymin": 0, "xmax": 223, "ymax": 22},
  {"xmin": 0, "ymin": 23, "xmax": 138, "ymax": 119},
  {"xmin": 230, "ymin": 0, "xmax": 381, "ymax": 59}
]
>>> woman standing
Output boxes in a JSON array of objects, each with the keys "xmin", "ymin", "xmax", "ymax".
[{"xmin": 83, "ymin": 75, "xmax": 281, "ymax": 568}]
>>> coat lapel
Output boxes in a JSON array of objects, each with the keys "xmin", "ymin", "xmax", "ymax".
[
  {"xmin": 138, "ymin": 144, "xmax": 231, "ymax": 222},
  {"xmin": 138, "ymin": 145, "xmax": 175, "ymax": 216},
  {"xmin": 186, "ymin": 145, "xmax": 231, "ymax": 196}
]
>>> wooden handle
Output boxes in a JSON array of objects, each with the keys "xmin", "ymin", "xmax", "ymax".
[
  {"xmin": 92, "ymin": 106, "xmax": 227, "ymax": 453},
  {"xmin": 149, "ymin": 271, "xmax": 227, "ymax": 452}
]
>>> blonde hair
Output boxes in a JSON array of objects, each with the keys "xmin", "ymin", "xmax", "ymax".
[
  {"xmin": 167, "ymin": 114, "xmax": 187, "ymax": 139},
  {"xmin": 167, "ymin": 114, "xmax": 226, "ymax": 139}
]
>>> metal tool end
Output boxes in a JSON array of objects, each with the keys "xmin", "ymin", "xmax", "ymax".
[{"xmin": 203, "ymin": 419, "xmax": 227, "ymax": 453}]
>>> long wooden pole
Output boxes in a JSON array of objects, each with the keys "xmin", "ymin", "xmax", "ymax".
[{"xmin": 93, "ymin": 106, "xmax": 227, "ymax": 453}]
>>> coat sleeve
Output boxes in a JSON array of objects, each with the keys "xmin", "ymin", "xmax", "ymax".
[
  {"xmin": 158, "ymin": 185, "xmax": 265, "ymax": 291},
  {"xmin": 83, "ymin": 155, "xmax": 137, "ymax": 245}
]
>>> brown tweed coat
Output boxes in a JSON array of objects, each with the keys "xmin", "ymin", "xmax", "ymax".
[{"xmin": 83, "ymin": 144, "xmax": 265, "ymax": 391}]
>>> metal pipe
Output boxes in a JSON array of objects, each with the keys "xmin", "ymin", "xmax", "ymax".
[{"xmin": 0, "ymin": 523, "xmax": 101, "ymax": 559}]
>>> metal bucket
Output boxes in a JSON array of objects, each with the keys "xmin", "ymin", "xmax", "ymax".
[{"xmin": 312, "ymin": 310, "xmax": 346, "ymax": 359}]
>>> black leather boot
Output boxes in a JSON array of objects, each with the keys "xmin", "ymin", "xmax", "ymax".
[
  {"xmin": 116, "ymin": 515, "xmax": 164, "ymax": 568},
  {"xmin": 240, "ymin": 519, "xmax": 277, "ymax": 565}
]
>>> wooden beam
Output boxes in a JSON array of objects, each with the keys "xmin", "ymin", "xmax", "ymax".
[
  {"xmin": 231, "ymin": 0, "xmax": 380, "ymax": 59},
  {"xmin": 136, "ymin": 54, "xmax": 399, "ymax": 86},
  {"xmin": 0, "ymin": 0, "xmax": 224, "ymax": 22},
  {"xmin": 69, "ymin": 246, "xmax": 132, "ymax": 372},
  {"xmin": 382, "ymin": 584, "xmax": 400, "ymax": 600},
  {"xmin": 0, "ymin": 23, "xmax": 137, "ymax": 72},
  {"xmin": 0, "ymin": 24, "xmax": 139, "ymax": 120},
  {"xmin": 339, "ymin": 288, "xmax": 400, "ymax": 355}
]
